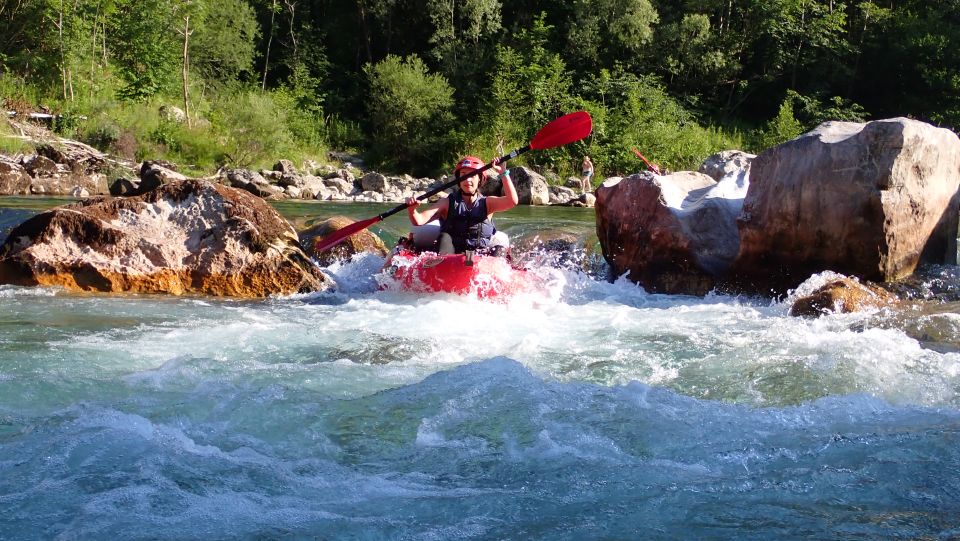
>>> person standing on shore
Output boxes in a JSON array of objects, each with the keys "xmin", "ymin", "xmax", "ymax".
[{"xmin": 581, "ymin": 156, "xmax": 594, "ymax": 192}]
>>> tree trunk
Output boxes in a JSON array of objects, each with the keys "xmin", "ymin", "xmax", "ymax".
[
  {"xmin": 183, "ymin": 14, "xmax": 192, "ymax": 128},
  {"xmin": 284, "ymin": 0, "xmax": 299, "ymax": 68},
  {"xmin": 58, "ymin": 0, "xmax": 67, "ymax": 101},
  {"xmin": 262, "ymin": 0, "xmax": 276, "ymax": 90}
]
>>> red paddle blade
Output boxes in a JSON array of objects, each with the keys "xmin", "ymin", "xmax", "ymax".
[
  {"xmin": 529, "ymin": 111, "xmax": 593, "ymax": 150},
  {"xmin": 313, "ymin": 216, "xmax": 382, "ymax": 252}
]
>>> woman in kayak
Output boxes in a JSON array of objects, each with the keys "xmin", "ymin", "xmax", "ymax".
[{"xmin": 404, "ymin": 155, "xmax": 518, "ymax": 254}]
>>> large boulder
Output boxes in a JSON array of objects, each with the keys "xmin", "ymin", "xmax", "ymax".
[
  {"xmin": 507, "ymin": 167, "xmax": 550, "ymax": 205},
  {"xmin": 595, "ymin": 167, "xmax": 749, "ymax": 295},
  {"xmin": 0, "ymin": 179, "xmax": 329, "ymax": 296},
  {"xmin": 730, "ymin": 118, "xmax": 960, "ymax": 293}
]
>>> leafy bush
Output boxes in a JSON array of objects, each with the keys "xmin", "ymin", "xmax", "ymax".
[
  {"xmin": 209, "ymin": 90, "xmax": 297, "ymax": 168},
  {"xmin": 753, "ymin": 95, "xmax": 805, "ymax": 151},
  {"xmin": 365, "ymin": 55, "xmax": 455, "ymax": 174}
]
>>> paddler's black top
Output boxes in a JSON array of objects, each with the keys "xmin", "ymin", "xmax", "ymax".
[{"xmin": 441, "ymin": 191, "xmax": 496, "ymax": 253}]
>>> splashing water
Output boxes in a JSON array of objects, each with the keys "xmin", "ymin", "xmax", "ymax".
[{"xmin": 1, "ymin": 202, "xmax": 959, "ymax": 539}]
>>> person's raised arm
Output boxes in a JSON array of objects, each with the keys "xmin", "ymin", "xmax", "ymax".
[{"xmin": 484, "ymin": 161, "xmax": 518, "ymax": 214}]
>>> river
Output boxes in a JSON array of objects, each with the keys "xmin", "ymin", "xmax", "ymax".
[{"xmin": 0, "ymin": 197, "xmax": 958, "ymax": 539}]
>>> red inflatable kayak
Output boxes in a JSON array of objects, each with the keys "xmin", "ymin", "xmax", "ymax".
[{"xmin": 384, "ymin": 249, "xmax": 532, "ymax": 299}]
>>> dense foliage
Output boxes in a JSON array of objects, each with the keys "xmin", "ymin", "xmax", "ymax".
[{"xmin": 1, "ymin": 0, "xmax": 957, "ymax": 178}]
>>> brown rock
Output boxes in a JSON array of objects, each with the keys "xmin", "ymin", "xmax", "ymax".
[
  {"xmin": 595, "ymin": 170, "xmax": 747, "ymax": 295},
  {"xmin": 498, "ymin": 167, "xmax": 549, "ymax": 205},
  {"xmin": 300, "ymin": 215, "xmax": 388, "ymax": 266},
  {"xmin": 22, "ymin": 154, "xmax": 58, "ymax": 176},
  {"xmin": 0, "ymin": 179, "xmax": 329, "ymax": 297},
  {"xmin": 0, "ymin": 158, "xmax": 31, "ymax": 195},
  {"xmin": 790, "ymin": 277, "xmax": 897, "ymax": 317},
  {"xmin": 731, "ymin": 118, "xmax": 960, "ymax": 293}
]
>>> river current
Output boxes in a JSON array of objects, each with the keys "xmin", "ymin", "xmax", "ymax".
[{"xmin": 0, "ymin": 198, "xmax": 958, "ymax": 539}]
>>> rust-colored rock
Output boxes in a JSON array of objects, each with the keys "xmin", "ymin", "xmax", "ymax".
[
  {"xmin": 0, "ymin": 179, "xmax": 330, "ymax": 296},
  {"xmin": 300, "ymin": 215, "xmax": 388, "ymax": 266},
  {"xmin": 731, "ymin": 118, "xmax": 960, "ymax": 293},
  {"xmin": 790, "ymin": 277, "xmax": 898, "ymax": 317},
  {"xmin": 595, "ymin": 169, "xmax": 747, "ymax": 295}
]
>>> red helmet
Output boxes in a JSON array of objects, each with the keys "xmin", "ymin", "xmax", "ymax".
[{"xmin": 454, "ymin": 156, "xmax": 485, "ymax": 178}]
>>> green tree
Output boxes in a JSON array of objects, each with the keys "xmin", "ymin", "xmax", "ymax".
[
  {"xmin": 425, "ymin": 0, "xmax": 501, "ymax": 71},
  {"xmin": 365, "ymin": 54, "xmax": 455, "ymax": 172},
  {"xmin": 190, "ymin": 0, "xmax": 260, "ymax": 84},
  {"xmin": 756, "ymin": 93, "xmax": 804, "ymax": 150},
  {"xmin": 657, "ymin": 13, "xmax": 737, "ymax": 96},
  {"xmin": 564, "ymin": 0, "xmax": 658, "ymax": 71},
  {"xmin": 489, "ymin": 14, "xmax": 571, "ymax": 130},
  {"xmin": 109, "ymin": 0, "xmax": 180, "ymax": 100}
]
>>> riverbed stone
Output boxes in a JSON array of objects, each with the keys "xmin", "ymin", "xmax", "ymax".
[
  {"xmin": 0, "ymin": 179, "xmax": 329, "ymax": 296},
  {"xmin": 300, "ymin": 215, "xmax": 388, "ymax": 265},
  {"xmin": 790, "ymin": 277, "xmax": 897, "ymax": 317}
]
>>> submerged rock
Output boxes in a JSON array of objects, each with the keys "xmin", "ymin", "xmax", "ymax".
[
  {"xmin": 300, "ymin": 215, "xmax": 388, "ymax": 266},
  {"xmin": 790, "ymin": 277, "xmax": 897, "ymax": 317},
  {"xmin": 0, "ymin": 179, "xmax": 330, "ymax": 296}
]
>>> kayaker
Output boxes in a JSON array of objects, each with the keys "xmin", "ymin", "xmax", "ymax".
[{"xmin": 404, "ymin": 155, "xmax": 518, "ymax": 254}]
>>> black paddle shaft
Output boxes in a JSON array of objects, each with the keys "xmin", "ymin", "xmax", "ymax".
[{"xmin": 376, "ymin": 145, "xmax": 531, "ymax": 221}]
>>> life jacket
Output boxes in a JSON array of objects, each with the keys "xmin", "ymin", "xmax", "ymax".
[{"xmin": 441, "ymin": 191, "xmax": 496, "ymax": 252}]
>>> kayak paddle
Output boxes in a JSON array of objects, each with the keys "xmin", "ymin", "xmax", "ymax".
[
  {"xmin": 631, "ymin": 148, "xmax": 661, "ymax": 174},
  {"xmin": 314, "ymin": 111, "xmax": 593, "ymax": 252}
]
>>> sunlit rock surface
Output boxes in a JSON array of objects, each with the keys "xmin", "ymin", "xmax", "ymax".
[
  {"xmin": 595, "ymin": 163, "xmax": 749, "ymax": 295},
  {"xmin": 790, "ymin": 276, "xmax": 898, "ymax": 317},
  {"xmin": 731, "ymin": 118, "xmax": 960, "ymax": 293},
  {"xmin": 0, "ymin": 179, "xmax": 330, "ymax": 296}
]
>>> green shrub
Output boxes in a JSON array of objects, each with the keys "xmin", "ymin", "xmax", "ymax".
[
  {"xmin": 210, "ymin": 90, "xmax": 297, "ymax": 168},
  {"xmin": 365, "ymin": 55, "xmax": 455, "ymax": 174}
]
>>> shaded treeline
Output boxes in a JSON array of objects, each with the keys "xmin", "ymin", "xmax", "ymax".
[{"xmin": 1, "ymin": 0, "xmax": 957, "ymax": 177}]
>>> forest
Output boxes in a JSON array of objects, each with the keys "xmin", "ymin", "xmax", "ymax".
[{"xmin": 1, "ymin": 0, "xmax": 958, "ymax": 178}]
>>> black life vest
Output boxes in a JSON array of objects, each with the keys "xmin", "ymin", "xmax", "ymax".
[{"xmin": 441, "ymin": 191, "xmax": 496, "ymax": 252}]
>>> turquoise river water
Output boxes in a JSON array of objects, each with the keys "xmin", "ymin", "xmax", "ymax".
[{"xmin": 0, "ymin": 197, "xmax": 959, "ymax": 540}]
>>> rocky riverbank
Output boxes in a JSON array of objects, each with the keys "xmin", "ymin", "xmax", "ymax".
[{"xmin": 0, "ymin": 118, "xmax": 595, "ymax": 207}]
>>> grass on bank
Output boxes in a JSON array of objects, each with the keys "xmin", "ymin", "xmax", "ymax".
[
  {"xmin": 0, "ymin": 120, "xmax": 36, "ymax": 155},
  {"xmin": 2, "ymin": 71, "xmax": 331, "ymax": 176}
]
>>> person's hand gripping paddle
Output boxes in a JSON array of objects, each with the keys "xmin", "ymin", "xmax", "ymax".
[{"xmin": 314, "ymin": 111, "xmax": 593, "ymax": 253}]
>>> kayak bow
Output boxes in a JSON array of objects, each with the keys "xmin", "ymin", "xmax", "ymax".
[{"xmin": 383, "ymin": 249, "xmax": 533, "ymax": 299}]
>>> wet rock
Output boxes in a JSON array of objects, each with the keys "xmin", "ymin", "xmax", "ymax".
[
  {"xmin": 595, "ymin": 168, "xmax": 747, "ymax": 295},
  {"xmin": 0, "ymin": 179, "xmax": 329, "ymax": 297},
  {"xmin": 790, "ymin": 277, "xmax": 898, "ymax": 317},
  {"xmin": 300, "ymin": 215, "xmax": 388, "ymax": 266}
]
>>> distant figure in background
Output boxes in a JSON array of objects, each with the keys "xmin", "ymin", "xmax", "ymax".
[{"xmin": 581, "ymin": 156, "xmax": 594, "ymax": 192}]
